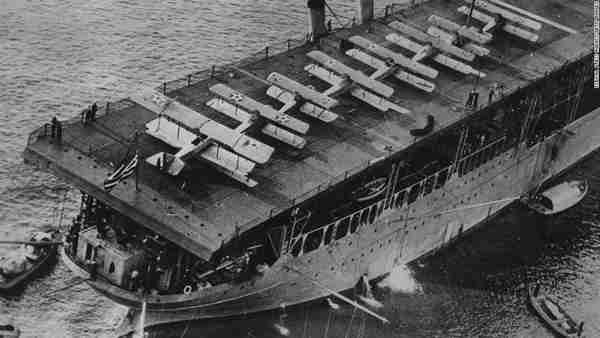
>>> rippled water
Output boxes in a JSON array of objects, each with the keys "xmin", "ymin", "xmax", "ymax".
[{"xmin": 1, "ymin": 1, "xmax": 599, "ymax": 337}]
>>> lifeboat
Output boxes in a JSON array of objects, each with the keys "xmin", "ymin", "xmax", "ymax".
[
  {"xmin": 524, "ymin": 180, "xmax": 588, "ymax": 215},
  {"xmin": 352, "ymin": 177, "xmax": 387, "ymax": 202},
  {"xmin": 0, "ymin": 325, "xmax": 20, "ymax": 338},
  {"xmin": 0, "ymin": 231, "xmax": 59, "ymax": 291},
  {"xmin": 528, "ymin": 285, "xmax": 584, "ymax": 337}
]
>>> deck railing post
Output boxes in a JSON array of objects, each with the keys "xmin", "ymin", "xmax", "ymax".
[
  {"xmin": 211, "ymin": 65, "xmax": 216, "ymax": 79},
  {"xmin": 163, "ymin": 82, "xmax": 167, "ymax": 95},
  {"xmin": 187, "ymin": 74, "xmax": 191, "ymax": 87},
  {"xmin": 106, "ymin": 102, "xmax": 110, "ymax": 114},
  {"xmin": 287, "ymin": 39, "xmax": 291, "ymax": 51},
  {"xmin": 265, "ymin": 46, "xmax": 269, "ymax": 59}
]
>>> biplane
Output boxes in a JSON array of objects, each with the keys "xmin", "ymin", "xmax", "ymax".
[{"xmin": 131, "ymin": 89, "xmax": 274, "ymax": 187}]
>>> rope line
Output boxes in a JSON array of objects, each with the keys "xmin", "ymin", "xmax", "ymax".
[
  {"xmin": 323, "ymin": 309, "xmax": 333, "ymax": 338},
  {"xmin": 343, "ymin": 306, "xmax": 357, "ymax": 338}
]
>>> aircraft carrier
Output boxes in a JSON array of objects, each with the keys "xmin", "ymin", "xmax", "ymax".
[{"xmin": 22, "ymin": 0, "xmax": 599, "ymax": 331}]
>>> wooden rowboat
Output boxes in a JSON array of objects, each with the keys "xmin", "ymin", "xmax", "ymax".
[
  {"xmin": 0, "ymin": 325, "xmax": 20, "ymax": 338},
  {"xmin": 0, "ymin": 235, "xmax": 59, "ymax": 291},
  {"xmin": 528, "ymin": 285, "xmax": 584, "ymax": 337}
]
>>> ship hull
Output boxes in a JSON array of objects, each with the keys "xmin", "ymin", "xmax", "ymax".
[{"xmin": 65, "ymin": 107, "xmax": 600, "ymax": 332}]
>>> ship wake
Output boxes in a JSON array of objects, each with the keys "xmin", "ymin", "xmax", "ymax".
[{"xmin": 377, "ymin": 265, "xmax": 422, "ymax": 294}]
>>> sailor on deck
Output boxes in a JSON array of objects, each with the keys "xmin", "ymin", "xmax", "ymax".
[
  {"xmin": 466, "ymin": 89, "xmax": 479, "ymax": 110},
  {"xmin": 91, "ymin": 102, "xmax": 98, "ymax": 121},
  {"xmin": 50, "ymin": 116, "xmax": 62, "ymax": 142}
]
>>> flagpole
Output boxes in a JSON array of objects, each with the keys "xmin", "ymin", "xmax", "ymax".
[{"xmin": 135, "ymin": 131, "xmax": 140, "ymax": 192}]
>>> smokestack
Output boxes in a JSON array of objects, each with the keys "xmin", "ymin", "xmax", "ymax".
[
  {"xmin": 358, "ymin": 0, "xmax": 374, "ymax": 24},
  {"xmin": 307, "ymin": 0, "xmax": 327, "ymax": 41}
]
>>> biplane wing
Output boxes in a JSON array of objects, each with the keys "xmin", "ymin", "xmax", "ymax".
[
  {"xmin": 306, "ymin": 50, "xmax": 395, "ymax": 98},
  {"xmin": 131, "ymin": 88, "xmax": 274, "ymax": 164},
  {"xmin": 144, "ymin": 117, "xmax": 258, "ymax": 187},
  {"xmin": 209, "ymin": 83, "xmax": 309, "ymax": 135},
  {"xmin": 266, "ymin": 72, "xmax": 338, "ymax": 109},
  {"xmin": 206, "ymin": 97, "xmax": 307, "ymax": 149}
]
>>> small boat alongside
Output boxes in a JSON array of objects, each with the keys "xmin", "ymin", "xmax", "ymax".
[
  {"xmin": 0, "ymin": 324, "xmax": 20, "ymax": 338},
  {"xmin": 524, "ymin": 180, "xmax": 588, "ymax": 215},
  {"xmin": 0, "ymin": 231, "xmax": 60, "ymax": 291},
  {"xmin": 528, "ymin": 285, "xmax": 584, "ymax": 337}
]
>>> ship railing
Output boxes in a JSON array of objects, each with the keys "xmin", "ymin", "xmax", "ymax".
[
  {"xmin": 238, "ymin": 158, "xmax": 376, "ymax": 231},
  {"xmin": 248, "ymin": 135, "xmax": 510, "ymax": 240},
  {"xmin": 155, "ymin": 3, "xmax": 415, "ymax": 95},
  {"xmin": 26, "ymin": 98, "xmax": 135, "ymax": 148},
  {"xmin": 284, "ymin": 135, "xmax": 510, "ymax": 258}
]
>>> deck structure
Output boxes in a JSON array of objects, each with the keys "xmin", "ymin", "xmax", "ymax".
[{"xmin": 24, "ymin": 0, "xmax": 593, "ymax": 262}]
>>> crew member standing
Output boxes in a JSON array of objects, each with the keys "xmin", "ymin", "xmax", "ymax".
[{"xmin": 91, "ymin": 102, "xmax": 98, "ymax": 121}]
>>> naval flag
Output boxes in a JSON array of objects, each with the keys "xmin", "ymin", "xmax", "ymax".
[{"xmin": 103, "ymin": 153, "xmax": 138, "ymax": 191}]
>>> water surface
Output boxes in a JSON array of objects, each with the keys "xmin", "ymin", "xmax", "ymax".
[{"xmin": 1, "ymin": 1, "xmax": 599, "ymax": 337}]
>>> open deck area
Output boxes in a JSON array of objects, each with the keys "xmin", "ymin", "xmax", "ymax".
[{"xmin": 24, "ymin": 0, "xmax": 594, "ymax": 260}]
